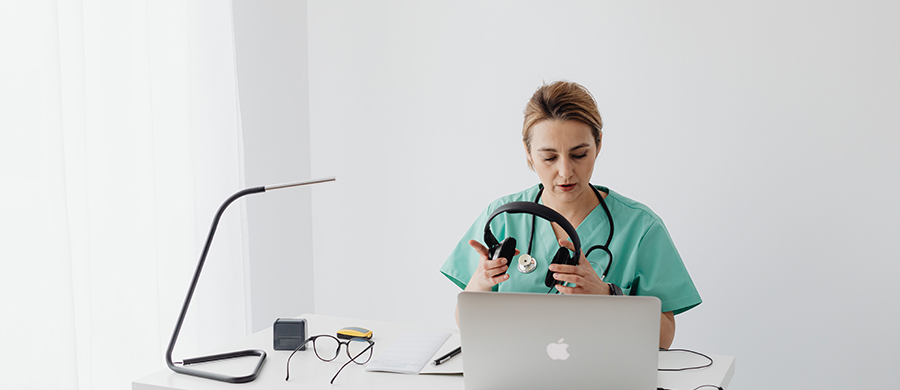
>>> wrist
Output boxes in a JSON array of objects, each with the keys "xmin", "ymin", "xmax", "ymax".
[
  {"xmin": 466, "ymin": 274, "xmax": 496, "ymax": 292},
  {"xmin": 466, "ymin": 280, "xmax": 492, "ymax": 292}
]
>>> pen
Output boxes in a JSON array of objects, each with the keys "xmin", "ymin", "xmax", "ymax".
[{"xmin": 432, "ymin": 346, "xmax": 462, "ymax": 366}]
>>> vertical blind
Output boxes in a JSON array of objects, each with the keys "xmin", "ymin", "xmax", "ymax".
[{"xmin": 0, "ymin": 1, "xmax": 250, "ymax": 389}]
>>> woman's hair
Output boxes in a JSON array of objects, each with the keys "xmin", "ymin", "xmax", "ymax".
[{"xmin": 522, "ymin": 81, "xmax": 603, "ymax": 169}]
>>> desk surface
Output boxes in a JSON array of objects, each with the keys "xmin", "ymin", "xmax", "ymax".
[{"xmin": 134, "ymin": 314, "xmax": 734, "ymax": 390}]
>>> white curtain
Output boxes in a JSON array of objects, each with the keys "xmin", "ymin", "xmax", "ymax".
[{"xmin": 0, "ymin": 1, "xmax": 251, "ymax": 389}]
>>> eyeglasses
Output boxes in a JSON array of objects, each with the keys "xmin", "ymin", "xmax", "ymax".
[{"xmin": 285, "ymin": 335, "xmax": 375, "ymax": 384}]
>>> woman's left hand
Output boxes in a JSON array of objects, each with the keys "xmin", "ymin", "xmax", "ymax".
[{"xmin": 549, "ymin": 239, "xmax": 609, "ymax": 295}]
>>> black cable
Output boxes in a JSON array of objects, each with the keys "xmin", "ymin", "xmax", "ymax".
[
  {"xmin": 528, "ymin": 212, "xmax": 537, "ymax": 255},
  {"xmin": 528, "ymin": 186, "xmax": 543, "ymax": 256},
  {"xmin": 535, "ymin": 186, "xmax": 559, "ymax": 296},
  {"xmin": 658, "ymin": 348, "xmax": 714, "ymax": 372}
]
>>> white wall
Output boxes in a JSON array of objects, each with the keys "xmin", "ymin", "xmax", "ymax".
[
  {"xmin": 232, "ymin": 0, "xmax": 314, "ymax": 332},
  {"xmin": 303, "ymin": 1, "xmax": 900, "ymax": 389}
]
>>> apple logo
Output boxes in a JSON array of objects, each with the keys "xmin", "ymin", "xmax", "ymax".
[{"xmin": 546, "ymin": 338, "xmax": 570, "ymax": 361}]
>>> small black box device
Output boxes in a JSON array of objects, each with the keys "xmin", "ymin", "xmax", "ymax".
[{"xmin": 273, "ymin": 318, "xmax": 307, "ymax": 351}]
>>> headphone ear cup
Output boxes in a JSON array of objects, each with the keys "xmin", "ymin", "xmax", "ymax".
[
  {"xmin": 544, "ymin": 247, "xmax": 571, "ymax": 287},
  {"xmin": 554, "ymin": 247, "xmax": 570, "ymax": 265},
  {"xmin": 488, "ymin": 237, "xmax": 517, "ymax": 278},
  {"xmin": 555, "ymin": 244, "xmax": 579, "ymax": 266}
]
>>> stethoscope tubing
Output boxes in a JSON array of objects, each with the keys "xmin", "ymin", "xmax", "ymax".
[{"xmin": 529, "ymin": 184, "xmax": 614, "ymax": 280}]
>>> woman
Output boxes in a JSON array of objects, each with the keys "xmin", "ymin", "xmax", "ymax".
[{"xmin": 440, "ymin": 81, "xmax": 701, "ymax": 349}]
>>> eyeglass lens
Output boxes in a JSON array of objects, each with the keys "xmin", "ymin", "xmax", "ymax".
[
  {"xmin": 344, "ymin": 338, "xmax": 374, "ymax": 363},
  {"xmin": 286, "ymin": 335, "xmax": 375, "ymax": 384},
  {"xmin": 309, "ymin": 336, "xmax": 373, "ymax": 363},
  {"xmin": 310, "ymin": 335, "xmax": 341, "ymax": 361}
]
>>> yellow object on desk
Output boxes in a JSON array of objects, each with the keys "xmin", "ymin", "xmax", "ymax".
[{"xmin": 337, "ymin": 326, "xmax": 373, "ymax": 340}]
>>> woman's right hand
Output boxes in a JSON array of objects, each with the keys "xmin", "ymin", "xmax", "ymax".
[
  {"xmin": 455, "ymin": 240, "xmax": 518, "ymax": 326},
  {"xmin": 464, "ymin": 239, "xmax": 514, "ymax": 291}
]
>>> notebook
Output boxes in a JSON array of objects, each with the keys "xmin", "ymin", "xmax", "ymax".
[{"xmin": 457, "ymin": 291, "xmax": 661, "ymax": 390}]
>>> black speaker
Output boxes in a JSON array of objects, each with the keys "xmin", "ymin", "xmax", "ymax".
[{"xmin": 273, "ymin": 318, "xmax": 307, "ymax": 351}]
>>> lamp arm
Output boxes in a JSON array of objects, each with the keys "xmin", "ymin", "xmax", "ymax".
[{"xmin": 164, "ymin": 186, "xmax": 266, "ymax": 383}]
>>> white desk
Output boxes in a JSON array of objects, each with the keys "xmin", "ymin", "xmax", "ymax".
[{"xmin": 134, "ymin": 314, "xmax": 734, "ymax": 390}]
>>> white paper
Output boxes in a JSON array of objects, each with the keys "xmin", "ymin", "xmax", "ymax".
[
  {"xmin": 365, "ymin": 332, "xmax": 451, "ymax": 374},
  {"xmin": 419, "ymin": 333, "xmax": 463, "ymax": 375}
]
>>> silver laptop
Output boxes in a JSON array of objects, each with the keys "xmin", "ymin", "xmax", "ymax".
[{"xmin": 457, "ymin": 292, "xmax": 661, "ymax": 390}]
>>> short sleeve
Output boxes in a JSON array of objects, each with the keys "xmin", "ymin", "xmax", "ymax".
[
  {"xmin": 440, "ymin": 206, "xmax": 490, "ymax": 290},
  {"xmin": 631, "ymin": 221, "xmax": 702, "ymax": 315}
]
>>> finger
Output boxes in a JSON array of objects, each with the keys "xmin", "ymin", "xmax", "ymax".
[
  {"xmin": 468, "ymin": 239, "xmax": 489, "ymax": 257},
  {"xmin": 484, "ymin": 256, "xmax": 508, "ymax": 270},
  {"xmin": 483, "ymin": 264, "xmax": 510, "ymax": 285},
  {"xmin": 552, "ymin": 272, "xmax": 582, "ymax": 285},
  {"xmin": 470, "ymin": 240, "xmax": 512, "ymax": 267},
  {"xmin": 484, "ymin": 265, "xmax": 509, "ymax": 280},
  {"xmin": 486, "ymin": 272, "xmax": 510, "ymax": 285},
  {"xmin": 554, "ymin": 284, "xmax": 577, "ymax": 295},
  {"xmin": 548, "ymin": 263, "xmax": 580, "ymax": 274},
  {"xmin": 558, "ymin": 239, "xmax": 575, "ymax": 251}
]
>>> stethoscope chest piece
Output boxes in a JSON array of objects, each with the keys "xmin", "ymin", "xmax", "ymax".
[{"xmin": 517, "ymin": 254, "xmax": 538, "ymax": 274}]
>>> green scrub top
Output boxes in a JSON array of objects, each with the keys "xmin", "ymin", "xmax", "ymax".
[{"xmin": 440, "ymin": 184, "xmax": 702, "ymax": 315}]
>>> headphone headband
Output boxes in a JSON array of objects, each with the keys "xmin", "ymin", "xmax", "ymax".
[{"xmin": 484, "ymin": 201, "xmax": 582, "ymax": 260}]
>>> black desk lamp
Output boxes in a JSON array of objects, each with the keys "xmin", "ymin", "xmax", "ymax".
[{"xmin": 165, "ymin": 176, "xmax": 336, "ymax": 383}]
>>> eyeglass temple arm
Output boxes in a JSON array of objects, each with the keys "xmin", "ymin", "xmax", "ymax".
[
  {"xmin": 285, "ymin": 337, "xmax": 317, "ymax": 381},
  {"xmin": 285, "ymin": 336, "xmax": 374, "ymax": 383},
  {"xmin": 330, "ymin": 342, "xmax": 375, "ymax": 384}
]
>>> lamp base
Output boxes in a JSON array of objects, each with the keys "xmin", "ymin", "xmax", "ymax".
[{"xmin": 172, "ymin": 349, "xmax": 267, "ymax": 384}]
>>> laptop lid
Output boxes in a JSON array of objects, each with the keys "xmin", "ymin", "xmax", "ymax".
[{"xmin": 458, "ymin": 292, "xmax": 661, "ymax": 390}]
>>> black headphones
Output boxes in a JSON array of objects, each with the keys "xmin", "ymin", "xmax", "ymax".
[{"xmin": 483, "ymin": 201, "xmax": 582, "ymax": 288}]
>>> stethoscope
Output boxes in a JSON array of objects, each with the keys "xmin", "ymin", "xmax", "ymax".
[{"xmin": 516, "ymin": 184, "xmax": 615, "ymax": 281}]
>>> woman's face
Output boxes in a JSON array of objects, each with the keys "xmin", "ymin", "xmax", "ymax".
[{"xmin": 526, "ymin": 119, "xmax": 601, "ymax": 207}]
